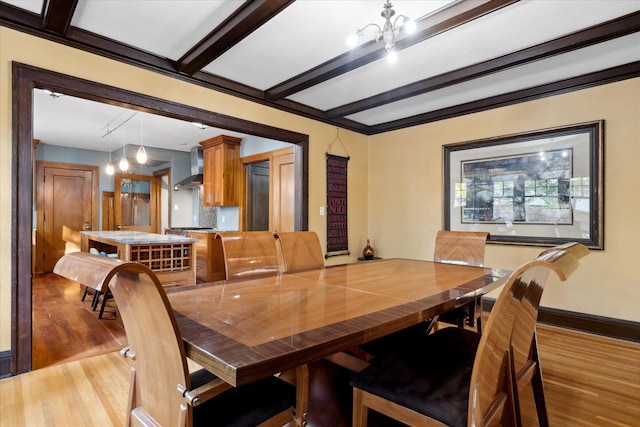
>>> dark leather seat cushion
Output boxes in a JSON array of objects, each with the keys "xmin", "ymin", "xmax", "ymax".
[
  {"xmin": 359, "ymin": 321, "xmax": 434, "ymax": 357},
  {"xmin": 351, "ymin": 327, "xmax": 481, "ymax": 427},
  {"xmin": 191, "ymin": 369, "xmax": 296, "ymax": 427}
]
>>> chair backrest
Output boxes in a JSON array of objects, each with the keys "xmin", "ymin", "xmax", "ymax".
[
  {"xmin": 110, "ymin": 261, "xmax": 193, "ymax": 426},
  {"xmin": 510, "ymin": 243, "xmax": 589, "ymax": 384},
  {"xmin": 275, "ymin": 231, "xmax": 324, "ymax": 272},
  {"xmin": 216, "ymin": 231, "xmax": 280, "ymax": 280},
  {"xmin": 433, "ymin": 230, "xmax": 489, "ymax": 267},
  {"xmin": 467, "ymin": 246, "xmax": 583, "ymax": 426},
  {"xmin": 53, "ymin": 250, "xmax": 123, "ymax": 292},
  {"xmin": 55, "ymin": 252, "xmax": 192, "ymax": 426}
]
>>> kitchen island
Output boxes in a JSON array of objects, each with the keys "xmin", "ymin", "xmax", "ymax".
[
  {"xmin": 186, "ymin": 230, "xmax": 226, "ymax": 282},
  {"xmin": 80, "ymin": 230, "xmax": 196, "ymax": 287}
]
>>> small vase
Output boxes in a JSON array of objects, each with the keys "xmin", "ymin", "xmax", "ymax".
[{"xmin": 363, "ymin": 239, "xmax": 374, "ymax": 260}]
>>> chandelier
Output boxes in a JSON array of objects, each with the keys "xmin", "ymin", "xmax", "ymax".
[{"xmin": 347, "ymin": 0, "xmax": 416, "ymax": 63}]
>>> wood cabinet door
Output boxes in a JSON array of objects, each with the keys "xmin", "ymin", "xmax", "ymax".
[
  {"xmin": 201, "ymin": 135, "xmax": 241, "ymax": 206},
  {"xmin": 36, "ymin": 161, "xmax": 98, "ymax": 273},
  {"xmin": 272, "ymin": 148, "xmax": 296, "ymax": 232}
]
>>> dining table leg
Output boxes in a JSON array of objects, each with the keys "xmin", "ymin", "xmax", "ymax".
[{"xmin": 295, "ymin": 364, "xmax": 309, "ymax": 426}]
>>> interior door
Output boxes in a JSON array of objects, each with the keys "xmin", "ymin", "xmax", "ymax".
[
  {"xmin": 115, "ymin": 173, "xmax": 157, "ymax": 232},
  {"xmin": 36, "ymin": 161, "xmax": 99, "ymax": 273},
  {"xmin": 247, "ymin": 161, "xmax": 270, "ymax": 231},
  {"xmin": 272, "ymin": 148, "xmax": 296, "ymax": 232}
]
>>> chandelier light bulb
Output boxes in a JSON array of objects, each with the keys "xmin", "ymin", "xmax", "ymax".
[
  {"xmin": 136, "ymin": 145, "xmax": 147, "ymax": 164},
  {"xmin": 404, "ymin": 19, "xmax": 416, "ymax": 34},
  {"xmin": 346, "ymin": 33, "xmax": 359, "ymax": 48},
  {"xmin": 387, "ymin": 50, "xmax": 398, "ymax": 64}
]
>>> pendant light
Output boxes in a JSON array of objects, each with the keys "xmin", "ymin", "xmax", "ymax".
[
  {"xmin": 119, "ymin": 136, "xmax": 129, "ymax": 172},
  {"xmin": 136, "ymin": 113, "xmax": 147, "ymax": 164},
  {"xmin": 105, "ymin": 124, "xmax": 115, "ymax": 175}
]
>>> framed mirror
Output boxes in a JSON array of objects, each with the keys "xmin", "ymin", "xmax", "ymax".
[{"xmin": 115, "ymin": 173, "xmax": 157, "ymax": 232}]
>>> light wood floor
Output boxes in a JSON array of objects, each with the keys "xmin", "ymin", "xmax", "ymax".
[{"xmin": 5, "ymin": 273, "xmax": 638, "ymax": 426}]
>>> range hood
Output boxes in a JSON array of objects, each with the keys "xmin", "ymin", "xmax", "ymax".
[{"xmin": 174, "ymin": 147, "xmax": 203, "ymax": 189}]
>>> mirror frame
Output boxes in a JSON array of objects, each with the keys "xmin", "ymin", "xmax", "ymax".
[
  {"xmin": 11, "ymin": 62, "xmax": 309, "ymax": 374},
  {"xmin": 115, "ymin": 173, "xmax": 157, "ymax": 232}
]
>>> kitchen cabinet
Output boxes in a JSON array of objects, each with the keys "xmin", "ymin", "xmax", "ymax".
[
  {"xmin": 188, "ymin": 231, "xmax": 225, "ymax": 282},
  {"xmin": 200, "ymin": 135, "xmax": 241, "ymax": 207}
]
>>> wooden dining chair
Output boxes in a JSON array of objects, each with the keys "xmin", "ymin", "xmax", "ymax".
[
  {"xmin": 434, "ymin": 230, "xmax": 490, "ymax": 333},
  {"xmin": 510, "ymin": 242, "xmax": 590, "ymax": 426},
  {"xmin": 53, "ymin": 252, "xmax": 296, "ymax": 427},
  {"xmin": 359, "ymin": 230, "xmax": 489, "ymax": 358},
  {"xmin": 275, "ymin": 231, "xmax": 324, "ymax": 272},
  {"xmin": 216, "ymin": 231, "xmax": 280, "ymax": 280},
  {"xmin": 53, "ymin": 250, "xmax": 122, "ymax": 319},
  {"xmin": 351, "ymin": 245, "xmax": 585, "ymax": 427}
]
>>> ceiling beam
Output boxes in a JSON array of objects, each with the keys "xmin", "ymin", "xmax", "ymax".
[
  {"xmin": 42, "ymin": 0, "xmax": 78, "ymax": 35},
  {"xmin": 263, "ymin": 0, "xmax": 518, "ymax": 101},
  {"xmin": 176, "ymin": 0, "xmax": 296, "ymax": 76},
  {"xmin": 326, "ymin": 11, "xmax": 640, "ymax": 119},
  {"xmin": 367, "ymin": 61, "xmax": 640, "ymax": 135}
]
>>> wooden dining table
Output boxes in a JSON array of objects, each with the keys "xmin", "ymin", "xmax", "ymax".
[{"xmin": 166, "ymin": 258, "xmax": 508, "ymax": 382}]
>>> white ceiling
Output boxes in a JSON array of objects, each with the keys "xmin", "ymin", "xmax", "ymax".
[
  {"xmin": 33, "ymin": 89, "xmax": 248, "ymax": 152},
  {"xmin": 4, "ymin": 0, "xmax": 640, "ymax": 149}
]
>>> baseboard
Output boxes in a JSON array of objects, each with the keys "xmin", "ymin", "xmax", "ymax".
[
  {"xmin": 0, "ymin": 350, "xmax": 11, "ymax": 378},
  {"xmin": 482, "ymin": 298, "xmax": 640, "ymax": 343}
]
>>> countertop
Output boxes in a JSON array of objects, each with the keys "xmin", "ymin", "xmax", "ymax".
[
  {"xmin": 186, "ymin": 229, "xmax": 239, "ymax": 234},
  {"xmin": 81, "ymin": 230, "xmax": 196, "ymax": 244}
]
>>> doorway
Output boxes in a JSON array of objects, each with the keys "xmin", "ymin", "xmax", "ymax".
[
  {"xmin": 246, "ymin": 161, "xmax": 270, "ymax": 231},
  {"xmin": 114, "ymin": 173, "xmax": 158, "ymax": 233},
  {"xmin": 241, "ymin": 146, "xmax": 298, "ymax": 232},
  {"xmin": 12, "ymin": 63, "xmax": 309, "ymax": 374},
  {"xmin": 35, "ymin": 161, "xmax": 99, "ymax": 273},
  {"xmin": 154, "ymin": 168, "xmax": 172, "ymax": 233}
]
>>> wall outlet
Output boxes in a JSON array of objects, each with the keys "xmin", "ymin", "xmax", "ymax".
[
  {"xmin": 174, "ymin": 204, "xmax": 179, "ymax": 211},
  {"xmin": 319, "ymin": 206, "xmax": 324, "ymax": 216}
]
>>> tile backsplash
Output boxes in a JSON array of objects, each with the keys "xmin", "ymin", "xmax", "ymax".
[{"xmin": 195, "ymin": 187, "xmax": 239, "ymax": 230}]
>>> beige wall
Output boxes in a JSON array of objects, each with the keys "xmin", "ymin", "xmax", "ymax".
[
  {"xmin": 369, "ymin": 77, "xmax": 640, "ymax": 322},
  {"xmin": 0, "ymin": 28, "xmax": 369, "ymax": 351},
  {"xmin": 1, "ymin": 27, "xmax": 638, "ymax": 353}
]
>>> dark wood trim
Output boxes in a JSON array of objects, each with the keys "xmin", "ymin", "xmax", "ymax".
[
  {"xmin": 0, "ymin": 350, "xmax": 10, "ymax": 378},
  {"xmin": 326, "ymin": 11, "xmax": 640, "ymax": 119},
  {"xmin": 482, "ymin": 299, "xmax": 640, "ymax": 343},
  {"xmin": 11, "ymin": 62, "xmax": 309, "ymax": 375},
  {"xmin": 0, "ymin": 3, "xmax": 637, "ymax": 136},
  {"xmin": 264, "ymin": 0, "xmax": 517, "ymax": 100},
  {"xmin": 177, "ymin": 0, "xmax": 296, "ymax": 75},
  {"xmin": 42, "ymin": 0, "xmax": 78, "ymax": 35},
  {"xmin": 12, "ymin": 63, "xmax": 34, "ymax": 376},
  {"xmin": 368, "ymin": 61, "xmax": 640, "ymax": 134}
]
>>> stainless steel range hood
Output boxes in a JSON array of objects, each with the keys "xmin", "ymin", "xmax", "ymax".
[{"xmin": 174, "ymin": 147, "xmax": 203, "ymax": 189}]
